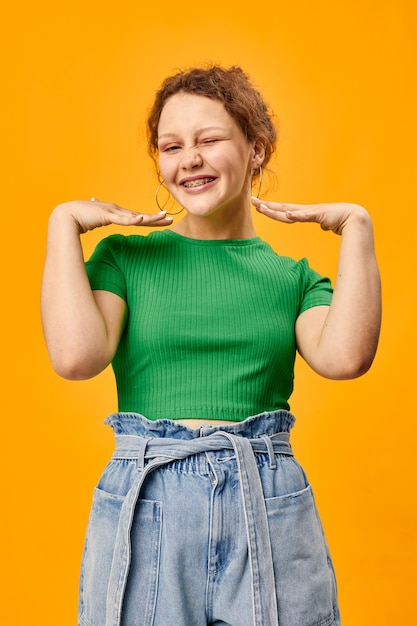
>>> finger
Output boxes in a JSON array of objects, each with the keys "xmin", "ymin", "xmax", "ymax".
[
  {"xmin": 251, "ymin": 197, "xmax": 323, "ymax": 213},
  {"xmin": 103, "ymin": 204, "xmax": 146, "ymax": 224},
  {"xmin": 252, "ymin": 200, "xmax": 295, "ymax": 223},
  {"xmin": 251, "ymin": 197, "xmax": 301, "ymax": 211},
  {"xmin": 144, "ymin": 218, "xmax": 174, "ymax": 227},
  {"xmin": 145, "ymin": 210, "xmax": 170, "ymax": 221},
  {"xmin": 91, "ymin": 201, "xmax": 144, "ymax": 221},
  {"xmin": 94, "ymin": 202, "xmax": 166, "ymax": 221},
  {"xmin": 138, "ymin": 211, "xmax": 168, "ymax": 223},
  {"xmin": 133, "ymin": 211, "xmax": 174, "ymax": 227},
  {"xmin": 284, "ymin": 209, "xmax": 322, "ymax": 223},
  {"xmin": 252, "ymin": 197, "xmax": 327, "ymax": 224},
  {"xmin": 89, "ymin": 203, "xmax": 146, "ymax": 227},
  {"xmin": 86, "ymin": 200, "xmax": 174, "ymax": 227}
]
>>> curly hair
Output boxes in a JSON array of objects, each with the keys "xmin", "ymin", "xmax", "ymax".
[{"xmin": 147, "ymin": 65, "xmax": 278, "ymax": 175}]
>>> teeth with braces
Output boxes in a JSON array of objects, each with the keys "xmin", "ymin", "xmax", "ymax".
[{"xmin": 183, "ymin": 178, "xmax": 214, "ymax": 188}]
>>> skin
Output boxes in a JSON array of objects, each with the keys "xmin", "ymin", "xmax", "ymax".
[
  {"xmin": 157, "ymin": 93, "xmax": 264, "ymax": 240},
  {"xmin": 41, "ymin": 92, "xmax": 381, "ymax": 428}
]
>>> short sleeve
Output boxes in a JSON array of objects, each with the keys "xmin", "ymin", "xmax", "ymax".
[
  {"xmin": 297, "ymin": 258, "xmax": 333, "ymax": 315},
  {"xmin": 85, "ymin": 234, "xmax": 127, "ymax": 301}
]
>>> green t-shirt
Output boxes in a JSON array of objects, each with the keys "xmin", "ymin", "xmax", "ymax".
[{"xmin": 85, "ymin": 230, "xmax": 333, "ymax": 421}]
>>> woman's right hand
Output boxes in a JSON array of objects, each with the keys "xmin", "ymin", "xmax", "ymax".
[{"xmin": 51, "ymin": 199, "xmax": 173, "ymax": 233}]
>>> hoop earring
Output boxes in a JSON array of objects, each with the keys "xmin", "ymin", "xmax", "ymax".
[
  {"xmin": 254, "ymin": 166, "xmax": 263, "ymax": 198},
  {"xmin": 155, "ymin": 180, "xmax": 184, "ymax": 215}
]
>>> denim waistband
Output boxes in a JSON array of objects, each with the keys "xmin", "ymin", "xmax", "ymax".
[
  {"xmin": 104, "ymin": 411, "xmax": 295, "ymax": 626},
  {"xmin": 105, "ymin": 409, "xmax": 296, "ymax": 438}
]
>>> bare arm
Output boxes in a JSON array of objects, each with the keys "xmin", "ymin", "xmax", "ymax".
[
  {"xmin": 41, "ymin": 200, "xmax": 172, "ymax": 379},
  {"xmin": 251, "ymin": 198, "xmax": 382, "ymax": 379}
]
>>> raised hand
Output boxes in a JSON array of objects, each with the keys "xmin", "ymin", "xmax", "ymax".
[
  {"xmin": 51, "ymin": 198, "xmax": 173, "ymax": 234},
  {"xmin": 251, "ymin": 197, "xmax": 370, "ymax": 236}
]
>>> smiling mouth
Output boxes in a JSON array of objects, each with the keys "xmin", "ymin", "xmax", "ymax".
[{"xmin": 182, "ymin": 177, "xmax": 216, "ymax": 188}]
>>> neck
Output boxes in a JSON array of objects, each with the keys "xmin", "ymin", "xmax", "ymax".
[{"xmin": 170, "ymin": 203, "xmax": 257, "ymax": 241}]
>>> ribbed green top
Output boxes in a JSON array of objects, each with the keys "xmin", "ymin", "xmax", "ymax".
[{"xmin": 85, "ymin": 230, "xmax": 332, "ymax": 421}]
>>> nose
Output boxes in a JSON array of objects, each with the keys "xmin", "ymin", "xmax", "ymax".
[{"xmin": 181, "ymin": 145, "xmax": 203, "ymax": 169}]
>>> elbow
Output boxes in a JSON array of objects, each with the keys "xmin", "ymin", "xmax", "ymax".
[
  {"xmin": 315, "ymin": 326, "xmax": 381, "ymax": 380},
  {"xmin": 321, "ymin": 349, "xmax": 377, "ymax": 380},
  {"xmin": 49, "ymin": 349, "xmax": 108, "ymax": 380},
  {"xmin": 329, "ymin": 358, "xmax": 374, "ymax": 380},
  {"xmin": 52, "ymin": 363, "xmax": 95, "ymax": 381},
  {"xmin": 51, "ymin": 359, "xmax": 96, "ymax": 381}
]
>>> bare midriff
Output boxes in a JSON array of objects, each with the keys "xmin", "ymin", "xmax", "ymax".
[{"xmin": 176, "ymin": 419, "xmax": 237, "ymax": 429}]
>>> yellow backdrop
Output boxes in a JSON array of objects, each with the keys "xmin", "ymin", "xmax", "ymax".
[{"xmin": 3, "ymin": 0, "xmax": 416, "ymax": 623}]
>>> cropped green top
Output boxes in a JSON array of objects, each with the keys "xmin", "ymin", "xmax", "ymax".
[{"xmin": 85, "ymin": 230, "xmax": 333, "ymax": 421}]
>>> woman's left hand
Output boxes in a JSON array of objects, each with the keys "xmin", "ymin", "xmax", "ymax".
[{"xmin": 251, "ymin": 197, "xmax": 370, "ymax": 236}]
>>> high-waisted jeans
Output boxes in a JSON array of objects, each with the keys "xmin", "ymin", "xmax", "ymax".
[{"xmin": 78, "ymin": 411, "xmax": 340, "ymax": 626}]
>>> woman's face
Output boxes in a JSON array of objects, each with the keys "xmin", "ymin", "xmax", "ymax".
[{"xmin": 157, "ymin": 93, "xmax": 262, "ymax": 218}]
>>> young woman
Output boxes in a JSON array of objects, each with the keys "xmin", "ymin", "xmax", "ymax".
[{"xmin": 41, "ymin": 65, "xmax": 381, "ymax": 626}]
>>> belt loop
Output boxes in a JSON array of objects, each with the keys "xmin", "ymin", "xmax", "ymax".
[
  {"xmin": 136, "ymin": 438, "xmax": 148, "ymax": 471},
  {"xmin": 261, "ymin": 435, "xmax": 277, "ymax": 470}
]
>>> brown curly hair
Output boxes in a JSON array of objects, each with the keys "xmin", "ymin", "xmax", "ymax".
[{"xmin": 147, "ymin": 65, "xmax": 277, "ymax": 176}]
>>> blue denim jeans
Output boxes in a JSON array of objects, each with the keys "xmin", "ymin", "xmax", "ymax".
[{"xmin": 78, "ymin": 411, "xmax": 340, "ymax": 626}]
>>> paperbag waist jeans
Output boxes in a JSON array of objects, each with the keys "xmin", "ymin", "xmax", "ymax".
[{"xmin": 78, "ymin": 410, "xmax": 340, "ymax": 626}]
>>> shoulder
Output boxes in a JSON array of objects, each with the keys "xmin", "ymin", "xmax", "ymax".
[
  {"xmin": 257, "ymin": 240, "xmax": 317, "ymax": 275},
  {"xmin": 89, "ymin": 231, "xmax": 167, "ymax": 259}
]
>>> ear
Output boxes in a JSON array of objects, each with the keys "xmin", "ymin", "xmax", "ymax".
[{"xmin": 250, "ymin": 140, "xmax": 266, "ymax": 169}]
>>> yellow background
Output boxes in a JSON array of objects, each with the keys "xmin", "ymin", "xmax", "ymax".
[{"xmin": 3, "ymin": 0, "xmax": 416, "ymax": 623}]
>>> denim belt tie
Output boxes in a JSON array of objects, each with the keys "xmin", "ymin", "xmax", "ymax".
[{"xmin": 105, "ymin": 430, "xmax": 293, "ymax": 626}]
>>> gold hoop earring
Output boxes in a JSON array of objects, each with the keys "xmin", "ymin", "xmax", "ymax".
[
  {"xmin": 155, "ymin": 180, "xmax": 184, "ymax": 215},
  {"xmin": 254, "ymin": 166, "xmax": 263, "ymax": 198}
]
